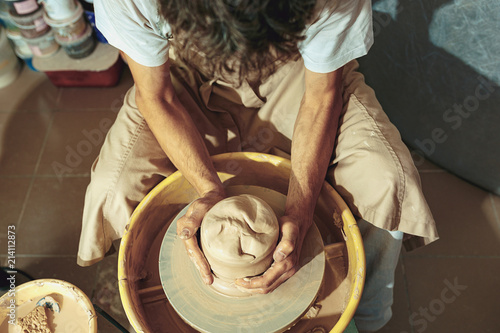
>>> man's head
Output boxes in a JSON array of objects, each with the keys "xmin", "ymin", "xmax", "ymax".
[{"xmin": 159, "ymin": 0, "xmax": 317, "ymax": 83}]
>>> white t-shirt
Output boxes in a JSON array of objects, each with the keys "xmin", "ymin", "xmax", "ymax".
[{"xmin": 94, "ymin": 0, "xmax": 373, "ymax": 73}]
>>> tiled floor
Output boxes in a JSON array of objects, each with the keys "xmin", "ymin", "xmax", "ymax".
[
  {"xmin": 0, "ymin": 66, "xmax": 134, "ymax": 332},
  {"xmin": 1, "ymin": 65, "xmax": 499, "ymax": 333}
]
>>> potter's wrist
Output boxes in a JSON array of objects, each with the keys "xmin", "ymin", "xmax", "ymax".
[
  {"xmin": 285, "ymin": 196, "xmax": 314, "ymax": 222},
  {"xmin": 200, "ymin": 184, "xmax": 226, "ymax": 201},
  {"xmin": 194, "ymin": 172, "xmax": 225, "ymax": 199},
  {"xmin": 283, "ymin": 208, "xmax": 313, "ymax": 229}
]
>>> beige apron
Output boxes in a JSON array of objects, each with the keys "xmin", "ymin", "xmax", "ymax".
[{"xmin": 77, "ymin": 56, "xmax": 438, "ymax": 266}]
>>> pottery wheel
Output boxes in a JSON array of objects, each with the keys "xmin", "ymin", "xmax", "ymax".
[{"xmin": 159, "ymin": 186, "xmax": 326, "ymax": 333}]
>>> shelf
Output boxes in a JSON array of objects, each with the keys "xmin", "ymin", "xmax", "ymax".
[{"xmin": 33, "ymin": 42, "xmax": 120, "ymax": 72}]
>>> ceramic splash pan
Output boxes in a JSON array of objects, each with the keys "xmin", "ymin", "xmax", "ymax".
[{"xmin": 159, "ymin": 186, "xmax": 326, "ymax": 333}]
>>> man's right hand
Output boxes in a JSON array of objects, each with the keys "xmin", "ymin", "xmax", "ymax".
[{"xmin": 176, "ymin": 190, "xmax": 225, "ymax": 285}]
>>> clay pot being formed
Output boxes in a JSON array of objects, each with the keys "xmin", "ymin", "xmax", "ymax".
[{"xmin": 200, "ymin": 194, "xmax": 279, "ymax": 282}]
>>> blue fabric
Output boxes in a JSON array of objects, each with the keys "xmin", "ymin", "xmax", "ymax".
[
  {"xmin": 354, "ymin": 219, "xmax": 403, "ymax": 331},
  {"xmin": 346, "ymin": 319, "xmax": 360, "ymax": 332}
]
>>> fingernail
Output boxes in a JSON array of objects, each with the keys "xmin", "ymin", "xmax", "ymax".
[
  {"xmin": 274, "ymin": 250, "xmax": 286, "ymax": 262},
  {"xmin": 236, "ymin": 278, "xmax": 250, "ymax": 287},
  {"xmin": 179, "ymin": 228, "xmax": 191, "ymax": 239},
  {"xmin": 241, "ymin": 278, "xmax": 252, "ymax": 286}
]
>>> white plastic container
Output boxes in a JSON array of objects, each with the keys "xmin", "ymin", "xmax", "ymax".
[
  {"xmin": 0, "ymin": 27, "xmax": 22, "ymax": 88},
  {"xmin": 3, "ymin": 0, "xmax": 40, "ymax": 16},
  {"xmin": 9, "ymin": 6, "xmax": 50, "ymax": 38},
  {"xmin": 5, "ymin": 28, "xmax": 33, "ymax": 55},
  {"xmin": 0, "ymin": 2, "xmax": 19, "ymax": 32},
  {"xmin": 25, "ymin": 29, "xmax": 60, "ymax": 57},
  {"xmin": 55, "ymin": 24, "xmax": 96, "ymax": 59},
  {"xmin": 43, "ymin": 1, "xmax": 86, "ymax": 40},
  {"xmin": 41, "ymin": 0, "xmax": 77, "ymax": 21}
]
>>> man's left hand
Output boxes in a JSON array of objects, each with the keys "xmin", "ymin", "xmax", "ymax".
[{"xmin": 234, "ymin": 214, "xmax": 312, "ymax": 293}]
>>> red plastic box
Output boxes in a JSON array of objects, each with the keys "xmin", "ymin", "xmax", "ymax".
[{"xmin": 33, "ymin": 42, "xmax": 124, "ymax": 87}]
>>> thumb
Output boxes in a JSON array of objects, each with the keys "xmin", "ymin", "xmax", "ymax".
[
  {"xmin": 273, "ymin": 216, "xmax": 299, "ymax": 262},
  {"xmin": 177, "ymin": 203, "xmax": 204, "ymax": 240}
]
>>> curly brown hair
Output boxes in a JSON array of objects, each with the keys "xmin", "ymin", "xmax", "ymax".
[{"xmin": 159, "ymin": 0, "xmax": 317, "ymax": 84}]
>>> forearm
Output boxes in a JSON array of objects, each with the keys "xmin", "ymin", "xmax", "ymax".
[
  {"xmin": 136, "ymin": 91, "xmax": 224, "ymax": 196},
  {"xmin": 124, "ymin": 53, "xmax": 223, "ymax": 198},
  {"xmin": 285, "ymin": 67, "xmax": 343, "ymax": 222}
]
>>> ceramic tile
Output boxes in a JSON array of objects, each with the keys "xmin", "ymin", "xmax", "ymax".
[
  {"xmin": 16, "ymin": 177, "xmax": 89, "ymax": 255},
  {"xmin": 0, "ymin": 112, "xmax": 9, "ymax": 138},
  {"xmin": 404, "ymin": 257, "xmax": 500, "ymax": 333},
  {"xmin": 0, "ymin": 67, "xmax": 59, "ymax": 113},
  {"xmin": 2, "ymin": 262, "xmax": 34, "ymax": 288},
  {"xmin": 57, "ymin": 68, "xmax": 133, "ymax": 111},
  {"xmin": 92, "ymin": 253, "xmax": 132, "ymax": 332},
  {"xmin": 14, "ymin": 256, "xmax": 97, "ymax": 297},
  {"xmin": 378, "ymin": 256, "xmax": 412, "ymax": 333},
  {"xmin": 16, "ymin": 79, "xmax": 59, "ymax": 113},
  {"xmin": 0, "ymin": 177, "xmax": 31, "ymax": 227},
  {"xmin": 0, "ymin": 177, "xmax": 31, "ymax": 246},
  {"xmin": 0, "ymin": 112, "xmax": 53, "ymax": 175},
  {"xmin": 96, "ymin": 313, "xmax": 135, "ymax": 333},
  {"xmin": 407, "ymin": 171, "xmax": 500, "ymax": 256},
  {"xmin": 36, "ymin": 110, "xmax": 117, "ymax": 176}
]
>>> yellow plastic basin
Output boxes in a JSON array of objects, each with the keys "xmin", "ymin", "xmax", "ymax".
[
  {"xmin": 118, "ymin": 152, "xmax": 365, "ymax": 332},
  {"xmin": 0, "ymin": 278, "xmax": 97, "ymax": 332}
]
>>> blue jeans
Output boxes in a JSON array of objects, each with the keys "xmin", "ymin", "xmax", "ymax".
[{"xmin": 354, "ymin": 219, "xmax": 404, "ymax": 332}]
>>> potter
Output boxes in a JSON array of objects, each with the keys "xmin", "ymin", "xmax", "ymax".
[{"xmin": 78, "ymin": 1, "xmax": 438, "ymax": 331}]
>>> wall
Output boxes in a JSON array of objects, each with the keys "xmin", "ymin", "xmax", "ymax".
[{"xmin": 358, "ymin": 0, "xmax": 500, "ymax": 194}]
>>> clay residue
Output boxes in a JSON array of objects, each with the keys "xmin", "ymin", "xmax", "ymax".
[
  {"xmin": 17, "ymin": 306, "xmax": 52, "ymax": 333},
  {"xmin": 3, "ymin": 292, "xmax": 90, "ymax": 333},
  {"xmin": 200, "ymin": 194, "xmax": 279, "ymax": 281}
]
